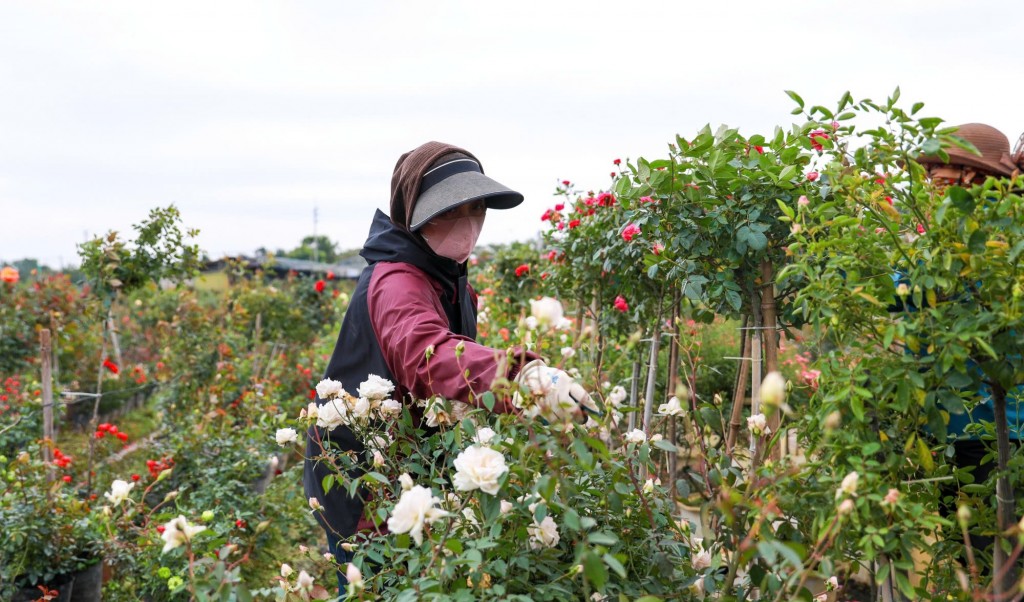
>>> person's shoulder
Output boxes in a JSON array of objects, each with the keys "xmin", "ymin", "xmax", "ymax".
[
  {"xmin": 374, "ymin": 261, "xmax": 430, "ymax": 281},
  {"xmin": 371, "ymin": 262, "xmax": 439, "ymax": 295}
]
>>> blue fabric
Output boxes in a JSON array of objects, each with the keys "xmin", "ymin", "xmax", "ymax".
[
  {"xmin": 890, "ymin": 271, "xmax": 1024, "ymax": 440},
  {"xmin": 325, "ymin": 530, "xmax": 356, "ymax": 596}
]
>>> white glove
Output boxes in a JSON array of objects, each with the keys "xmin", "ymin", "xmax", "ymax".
[{"xmin": 512, "ymin": 360, "xmax": 599, "ymax": 423}]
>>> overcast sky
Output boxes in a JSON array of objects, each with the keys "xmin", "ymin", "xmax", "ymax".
[{"xmin": 2, "ymin": 1, "xmax": 1023, "ymax": 268}]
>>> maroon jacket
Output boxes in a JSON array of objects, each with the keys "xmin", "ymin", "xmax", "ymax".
[{"xmin": 303, "ymin": 206, "xmax": 536, "ymax": 538}]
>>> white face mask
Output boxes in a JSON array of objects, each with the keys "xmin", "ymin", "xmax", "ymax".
[{"xmin": 420, "ymin": 214, "xmax": 485, "ymax": 264}]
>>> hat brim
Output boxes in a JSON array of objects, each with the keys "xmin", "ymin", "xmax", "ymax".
[
  {"xmin": 917, "ymin": 147, "xmax": 1015, "ymax": 177},
  {"xmin": 410, "ymin": 171, "xmax": 524, "ymax": 230}
]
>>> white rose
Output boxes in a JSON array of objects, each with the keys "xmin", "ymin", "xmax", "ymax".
[
  {"xmin": 372, "ymin": 451, "xmax": 385, "ymax": 467},
  {"xmin": 760, "ymin": 371, "xmax": 787, "ymax": 407},
  {"xmin": 657, "ymin": 396, "xmax": 685, "ymax": 416},
  {"xmin": 275, "ymin": 428, "xmax": 298, "ymax": 446},
  {"xmin": 160, "ymin": 515, "xmax": 206, "ymax": 553},
  {"xmin": 746, "ymin": 413, "xmax": 769, "ymax": 436},
  {"xmin": 624, "ymin": 429, "xmax": 646, "ymax": 444},
  {"xmin": 104, "ymin": 479, "xmax": 135, "ymax": 507},
  {"xmin": 524, "ymin": 316, "xmax": 539, "ymax": 331},
  {"xmin": 316, "ymin": 399, "xmax": 348, "ymax": 430},
  {"xmin": 837, "ymin": 471, "xmax": 859, "ymax": 499},
  {"xmin": 379, "ymin": 398, "xmax": 403, "ymax": 416},
  {"xmin": 528, "ymin": 515, "xmax": 560, "ymax": 549},
  {"xmin": 453, "ymin": 445, "xmax": 509, "ymax": 495},
  {"xmin": 607, "ymin": 386, "xmax": 627, "ymax": 407},
  {"xmin": 296, "ymin": 570, "xmax": 314, "ymax": 593},
  {"xmin": 499, "ymin": 499, "xmax": 514, "ymax": 515},
  {"xmin": 386, "ymin": 485, "xmax": 449, "ymax": 545},
  {"xmin": 358, "ymin": 374, "xmax": 395, "ymax": 401},
  {"xmin": 560, "ymin": 347, "xmax": 576, "ymax": 359},
  {"xmin": 642, "ymin": 478, "xmax": 660, "ymax": 494},
  {"xmin": 309, "ymin": 497, "xmax": 324, "ymax": 511},
  {"xmin": 555, "ymin": 317, "xmax": 574, "ymax": 331},
  {"xmin": 530, "ymin": 296, "xmax": 565, "ymax": 327},
  {"xmin": 304, "ymin": 401, "xmax": 319, "ymax": 420},
  {"xmin": 315, "ymin": 378, "xmax": 344, "ymax": 400},
  {"xmin": 691, "ymin": 546, "xmax": 712, "ymax": 571},
  {"xmin": 650, "ymin": 433, "xmax": 663, "ymax": 442},
  {"xmin": 280, "ymin": 563, "xmax": 294, "ymax": 578},
  {"xmin": 346, "ymin": 563, "xmax": 364, "ymax": 590},
  {"xmin": 351, "ymin": 397, "xmax": 372, "ymax": 421},
  {"xmin": 398, "ymin": 473, "xmax": 414, "ymax": 491},
  {"xmin": 472, "ymin": 427, "xmax": 497, "ymax": 447}
]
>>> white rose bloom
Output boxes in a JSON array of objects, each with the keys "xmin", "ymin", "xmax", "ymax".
[
  {"xmin": 692, "ymin": 547, "xmax": 712, "ymax": 571},
  {"xmin": 309, "ymin": 497, "xmax": 324, "ymax": 511},
  {"xmin": 642, "ymin": 478, "xmax": 660, "ymax": 494},
  {"xmin": 836, "ymin": 471, "xmax": 859, "ymax": 499},
  {"xmin": 367, "ymin": 434, "xmax": 391, "ymax": 452},
  {"xmin": 304, "ymin": 401, "xmax": 319, "ymax": 420},
  {"xmin": 315, "ymin": 378, "xmax": 344, "ymax": 400},
  {"xmin": 472, "ymin": 427, "xmax": 497, "ymax": 447},
  {"xmin": 398, "ymin": 473, "xmax": 414, "ymax": 491},
  {"xmin": 160, "ymin": 515, "xmax": 206, "ymax": 553},
  {"xmin": 275, "ymin": 428, "xmax": 298, "ymax": 446},
  {"xmin": 555, "ymin": 317, "xmax": 574, "ymax": 331},
  {"xmin": 524, "ymin": 316, "xmax": 539, "ymax": 331},
  {"xmin": 499, "ymin": 500, "xmax": 514, "ymax": 515},
  {"xmin": 530, "ymin": 296, "xmax": 565, "ymax": 328},
  {"xmin": 624, "ymin": 429, "xmax": 647, "ymax": 444},
  {"xmin": 560, "ymin": 347, "xmax": 576, "ymax": 359},
  {"xmin": 657, "ymin": 396, "xmax": 685, "ymax": 416},
  {"xmin": 351, "ymin": 397, "xmax": 372, "ymax": 421},
  {"xmin": 650, "ymin": 433, "xmax": 663, "ymax": 442},
  {"xmin": 528, "ymin": 515, "xmax": 560, "ymax": 549},
  {"xmin": 477, "ymin": 310, "xmax": 489, "ymax": 325},
  {"xmin": 296, "ymin": 570, "xmax": 315, "ymax": 593},
  {"xmin": 453, "ymin": 445, "xmax": 509, "ymax": 495},
  {"xmin": 316, "ymin": 400, "xmax": 348, "ymax": 430},
  {"xmin": 747, "ymin": 413, "xmax": 769, "ymax": 436},
  {"xmin": 346, "ymin": 564, "xmax": 364, "ymax": 589},
  {"xmin": 372, "ymin": 451, "xmax": 385, "ymax": 467},
  {"xmin": 760, "ymin": 371, "xmax": 787, "ymax": 407},
  {"xmin": 386, "ymin": 485, "xmax": 449, "ymax": 545},
  {"xmin": 379, "ymin": 398, "xmax": 403, "ymax": 416},
  {"xmin": 104, "ymin": 479, "xmax": 135, "ymax": 507},
  {"xmin": 280, "ymin": 563, "xmax": 293, "ymax": 578},
  {"xmin": 607, "ymin": 386, "xmax": 627, "ymax": 407},
  {"xmin": 358, "ymin": 374, "xmax": 395, "ymax": 401}
]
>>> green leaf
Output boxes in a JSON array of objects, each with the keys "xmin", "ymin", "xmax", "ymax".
[
  {"xmin": 948, "ymin": 186, "xmax": 975, "ymax": 214},
  {"xmin": 583, "ymin": 552, "xmax": 607, "ymax": 589},
  {"xmin": 916, "ymin": 437, "xmax": 934, "ymax": 473},
  {"xmin": 603, "ymin": 553, "xmax": 627, "ymax": 578},
  {"xmin": 967, "ymin": 229, "xmax": 988, "ymax": 254},
  {"xmin": 653, "ymin": 439, "xmax": 678, "ymax": 453},
  {"xmin": 480, "ymin": 391, "xmax": 496, "ymax": 412},
  {"xmin": 785, "ymin": 90, "xmax": 805, "ymax": 110},
  {"xmin": 588, "ymin": 531, "xmax": 619, "ymax": 546}
]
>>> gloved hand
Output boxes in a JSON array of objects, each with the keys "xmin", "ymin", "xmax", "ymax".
[{"xmin": 512, "ymin": 360, "xmax": 600, "ymax": 423}]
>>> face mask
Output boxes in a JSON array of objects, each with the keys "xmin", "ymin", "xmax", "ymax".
[{"xmin": 420, "ymin": 214, "xmax": 485, "ymax": 263}]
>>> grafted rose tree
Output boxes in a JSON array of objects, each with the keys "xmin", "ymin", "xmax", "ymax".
[{"xmin": 783, "ymin": 88, "xmax": 1024, "ymax": 598}]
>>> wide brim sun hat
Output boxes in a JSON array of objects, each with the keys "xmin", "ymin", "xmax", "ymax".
[
  {"xmin": 917, "ymin": 123, "xmax": 1017, "ymax": 177},
  {"xmin": 409, "ymin": 152, "xmax": 524, "ymax": 231}
]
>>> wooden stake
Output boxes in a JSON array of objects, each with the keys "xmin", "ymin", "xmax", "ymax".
[
  {"xmin": 40, "ymin": 329, "xmax": 55, "ymax": 479},
  {"xmin": 759, "ymin": 260, "xmax": 781, "ymax": 460}
]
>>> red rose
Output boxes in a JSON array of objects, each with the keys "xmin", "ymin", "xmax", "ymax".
[
  {"xmin": 568, "ymin": 219, "xmax": 581, "ymax": 229},
  {"xmin": 753, "ymin": 145, "xmax": 764, "ymax": 154},
  {"xmin": 314, "ymin": 280, "xmax": 326, "ymax": 293},
  {"xmin": 613, "ymin": 295, "xmax": 628, "ymax": 312},
  {"xmin": 806, "ymin": 171, "xmax": 819, "ymax": 182},
  {"xmin": 613, "ymin": 158, "xmax": 621, "ymax": 166},
  {"xmin": 561, "ymin": 180, "xmax": 571, "ymax": 186},
  {"xmin": 326, "ymin": 271, "xmax": 335, "ymax": 280},
  {"xmin": 547, "ymin": 250, "xmax": 557, "ymax": 262},
  {"xmin": 0, "ymin": 266, "xmax": 18, "ymax": 284},
  {"xmin": 514, "ymin": 264, "xmax": 530, "ymax": 277},
  {"xmin": 62, "ymin": 475, "xmax": 72, "ymax": 483},
  {"xmin": 541, "ymin": 209, "xmax": 553, "ymax": 221},
  {"xmin": 917, "ymin": 224, "xmax": 926, "ymax": 234},
  {"xmin": 621, "ymin": 223, "xmax": 641, "ymax": 242},
  {"xmin": 554, "ymin": 203, "xmax": 564, "ymax": 211},
  {"xmin": 102, "ymin": 358, "xmax": 119, "ymax": 374},
  {"xmin": 131, "ymin": 474, "xmax": 141, "ymax": 481},
  {"xmin": 652, "ymin": 242, "xmax": 664, "ymax": 255},
  {"xmin": 156, "ymin": 525, "xmax": 166, "ymax": 534},
  {"xmin": 809, "ymin": 130, "xmax": 829, "ymax": 151},
  {"xmin": 235, "ymin": 519, "xmax": 247, "ymax": 529},
  {"xmin": 596, "ymin": 193, "xmax": 616, "ymax": 207}
]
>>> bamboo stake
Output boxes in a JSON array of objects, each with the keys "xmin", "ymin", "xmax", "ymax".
[
  {"xmin": 628, "ymin": 360, "xmax": 640, "ymax": 432},
  {"xmin": 725, "ymin": 316, "xmax": 751, "ymax": 453},
  {"xmin": 666, "ymin": 291, "xmax": 681, "ymax": 498},
  {"xmin": 40, "ymin": 329, "xmax": 55, "ymax": 481},
  {"xmin": 992, "ymin": 382, "xmax": 1018, "ymax": 597},
  {"xmin": 641, "ymin": 320, "xmax": 662, "ymax": 435}
]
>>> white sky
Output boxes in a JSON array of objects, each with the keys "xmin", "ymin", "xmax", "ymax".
[{"xmin": 2, "ymin": 1, "xmax": 1023, "ymax": 268}]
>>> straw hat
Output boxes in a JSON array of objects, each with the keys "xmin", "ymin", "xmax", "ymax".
[{"xmin": 918, "ymin": 123, "xmax": 1017, "ymax": 177}]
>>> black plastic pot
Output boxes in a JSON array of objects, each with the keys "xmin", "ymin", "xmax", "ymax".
[{"xmin": 12, "ymin": 573, "xmax": 74, "ymax": 602}]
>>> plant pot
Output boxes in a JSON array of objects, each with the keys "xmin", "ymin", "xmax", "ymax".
[
  {"xmin": 12, "ymin": 573, "xmax": 74, "ymax": 602},
  {"xmin": 69, "ymin": 562, "xmax": 103, "ymax": 602}
]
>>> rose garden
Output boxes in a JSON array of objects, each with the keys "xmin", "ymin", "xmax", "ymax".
[{"xmin": 2, "ymin": 90, "xmax": 1024, "ymax": 601}]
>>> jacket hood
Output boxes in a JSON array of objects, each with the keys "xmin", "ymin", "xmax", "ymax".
[
  {"xmin": 360, "ymin": 208, "xmax": 464, "ymax": 292},
  {"xmin": 389, "ymin": 141, "xmax": 481, "ymax": 231}
]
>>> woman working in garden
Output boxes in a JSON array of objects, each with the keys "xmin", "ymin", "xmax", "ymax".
[{"xmin": 302, "ymin": 141, "xmax": 595, "ymax": 591}]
